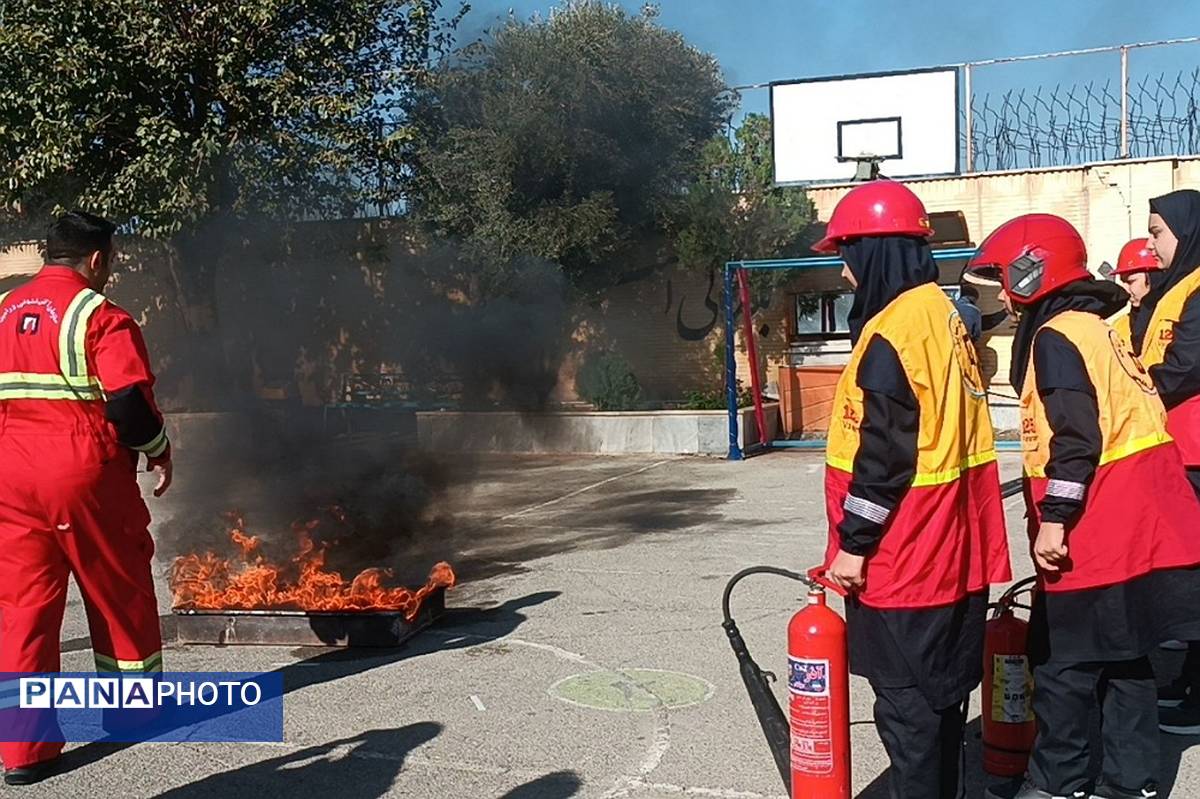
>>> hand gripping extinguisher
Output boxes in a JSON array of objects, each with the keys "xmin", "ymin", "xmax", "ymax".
[
  {"xmin": 722, "ymin": 566, "xmax": 851, "ymax": 799},
  {"xmin": 981, "ymin": 576, "xmax": 1038, "ymax": 776}
]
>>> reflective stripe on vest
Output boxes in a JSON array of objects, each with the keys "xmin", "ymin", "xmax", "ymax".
[
  {"xmin": 827, "ymin": 282, "xmax": 998, "ymax": 486},
  {"xmin": 0, "ymin": 287, "xmax": 106, "ymax": 401},
  {"xmin": 1020, "ymin": 312, "xmax": 1170, "ymax": 478}
]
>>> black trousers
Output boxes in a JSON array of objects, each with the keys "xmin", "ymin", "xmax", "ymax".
[
  {"xmin": 1183, "ymin": 469, "xmax": 1200, "ymax": 694},
  {"xmin": 1182, "ymin": 642, "xmax": 1200, "ymax": 694},
  {"xmin": 1028, "ymin": 657, "xmax": 1157, "ymax": 795},
  {"xmin": 873, "ymin": 686, "xmax": 966, "ymax": 799}
]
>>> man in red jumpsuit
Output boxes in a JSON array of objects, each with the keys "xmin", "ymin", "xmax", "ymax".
[{"xmin": 0, "ymin": 211, "xmax": 172, "ymax": 784}]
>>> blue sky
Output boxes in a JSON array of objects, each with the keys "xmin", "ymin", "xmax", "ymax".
[{"xmin": 458, "ymin": 0, "xmax": 1200, "ymax": 119}]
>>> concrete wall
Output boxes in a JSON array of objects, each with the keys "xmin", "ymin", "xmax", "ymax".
[{"xmin": 417, "ymin": 403, "xmax": 779, "ymax": 457}]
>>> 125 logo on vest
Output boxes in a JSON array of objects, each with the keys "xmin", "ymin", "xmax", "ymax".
[
  {"xmin": 1108, "ymin": 329, "xmax": 1157, "ymax": 395},
  {"xmin": 1021, "ymin": 417, "xmax": 1039, "ymax": 449},
  {"xmin": 841, "ymin": 399, "xmax": 861, "ymax": 432},
  {"xmin": 949, "ymin": 311, "xmax": 986, "ymax": 398},
  {"xmin": 18, "ymin": 313, "xmax": 40, "ymax": 335}
]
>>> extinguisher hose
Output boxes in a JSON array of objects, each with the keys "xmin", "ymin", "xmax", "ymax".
[
  {"xmin": 1000, "ymin": 477, "xmax": 1023, "ymax": 499},
  {"xmin": 721, "ymin": 566, "xmax": 810, "ymax": 795},
  {"xmin": 722, "ymin": 565, "xmax": 809, "ymax": 627}
]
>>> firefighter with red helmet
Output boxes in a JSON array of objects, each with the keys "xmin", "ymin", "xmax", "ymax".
[
  {"xmin": 817, "ymin": 180, "xmax": 1012, "ymax": 799},
  {"xmin": 1107, "ymin": 238, "xmax": 1160, "ymax": 341},
  {"xmin": 968, "ymin": 214, "xmax": 1200, "ymax": 799},
  {"xmin": 1127, "ymin": 190, "xmax": 1200, "ymax": 732},
  {"xmin": 0, "ymin": 212, "xmax": 172, "ymax": 784}
]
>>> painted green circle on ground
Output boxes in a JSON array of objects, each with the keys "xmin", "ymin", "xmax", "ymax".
[{"xmin": 549, "ymin": 669, "xmax": 714, "ymax": 712}]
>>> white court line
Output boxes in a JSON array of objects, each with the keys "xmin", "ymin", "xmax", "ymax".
[
  {"xmin": 496, "ymin": 459, "xmax": 672, "ymax": 521},
  {"xmin": 640, "ymin": 784, "xmax": 777, "ymax": 799}
]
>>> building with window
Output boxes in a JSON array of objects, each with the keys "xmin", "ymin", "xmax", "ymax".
[{"xmin": 754, "ymin": 155, "xmax": 1200, "ymax": 436}]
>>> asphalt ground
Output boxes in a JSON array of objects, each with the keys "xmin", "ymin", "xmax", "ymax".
[{"xmin": 13, "ymin": 449, "xmax": 1200, "ymax": 798}]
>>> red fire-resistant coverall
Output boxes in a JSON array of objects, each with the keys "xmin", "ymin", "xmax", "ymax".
[{"xmin": 0, "ymin": 266, "xmax": 168, "ymax": 768}]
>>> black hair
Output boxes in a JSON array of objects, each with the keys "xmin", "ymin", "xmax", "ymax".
[
  {"xmin": 44, "ymin": 211, "xmax": 117, "ymax": 267},
  {"xmin": 959, "ymin": 283, "xmax": 980, "ymax": 301}
]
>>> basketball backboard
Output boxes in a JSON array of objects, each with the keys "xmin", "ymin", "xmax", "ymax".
[{"xmin": 770, "ymin": 67, "xmax": 960, "ymax": 185}]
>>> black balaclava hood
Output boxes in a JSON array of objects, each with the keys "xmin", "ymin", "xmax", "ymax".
[
  {"xmin": 1009, "ymin": 278, "xmax": 1128, "ymax": 393},
  {"xmin": 1132, "ymin": 189, "xmax": 1200, "ymax": 352},
  {"xmin": 841, "ymin": 236, "xmax": 939, "ymax": 345}
]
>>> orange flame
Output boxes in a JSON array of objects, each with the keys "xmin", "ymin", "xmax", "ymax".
[{"xmin": 170, "ymin": 512, "xmax": 455, "ymax": 620}]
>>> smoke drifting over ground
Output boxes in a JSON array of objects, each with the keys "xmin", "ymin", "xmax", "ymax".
[
  {"xmin": 157, "ymin": 409, "xmax": 469, "ymax": 592},
  {"xmin": 406, "ymin": 254, "xmax": 570, "ymax": 411},
  {"xmin": 151, "ymin": 222, "xmax": 571, "ymax": 593}
]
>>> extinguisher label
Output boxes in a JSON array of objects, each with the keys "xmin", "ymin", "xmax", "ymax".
[
  {"xmin": 788, "ymin": 657, "xmax": 834, "ymax": 775},
  {"xmin": 991, "ymin": 654, "xmax": 1034, "ymax": 723},
  {"xmin": 788, "ymin": 658, "xmax": 830, "ymax": 697}
]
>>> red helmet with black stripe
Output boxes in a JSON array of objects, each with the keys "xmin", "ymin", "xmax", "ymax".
[{"xmin": 966, "ymin": 214, "xmax": 1091, "ymax": 305}]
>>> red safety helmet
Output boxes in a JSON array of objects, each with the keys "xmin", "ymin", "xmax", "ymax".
[
  {"xmin": 966, "ymin": 214, "xmax": 1091, "ymax": 305},
  {"xmin": 1111, "ymin": 237, "xmax": 1160, "ymax": 277},
  {"xmin": 812, "ymin": 180, "xmax": 934, "ymax": 253}
]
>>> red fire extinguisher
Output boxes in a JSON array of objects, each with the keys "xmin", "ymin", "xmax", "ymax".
[
  {"xmin": 788, "ymin": 581, "xmax": 852, "ymax": 799},
  {"xmin": 721, "ymin": 566, "xmax": 852, "ymax": 799},
  {"xmin": 981, "ymin": 577, "xmax": 1038, "ymax": 777}
]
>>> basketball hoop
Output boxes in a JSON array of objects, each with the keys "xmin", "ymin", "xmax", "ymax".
[
  {"xmin": 769, "ymin": 67, "xmax": 960, "ymax": 185},
  {"xmin": 850, "ymin": 155, "xmax": 885, "ymax": 181}
]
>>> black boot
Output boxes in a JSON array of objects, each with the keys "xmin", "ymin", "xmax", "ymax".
[
  {"xmin": 985, "ymin": 778, "xmax": 1088, "ymax": 799},
  {"xmin": 1090, "ymin": 782, "xmax": 1159, "ymax": 799},
  {"xmin": 3, "ymin": 757, "xmax": 59, "ymax": 786}
]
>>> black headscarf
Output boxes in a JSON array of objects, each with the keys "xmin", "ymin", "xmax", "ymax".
[
  {"xmin": 841, "ymin": 236, "xmax": 939, "ymax": 344},
  {"xmin": 1009, "ymin": 278, "xmax": 1128, "ymax": 392},
  {"xmin": 1131, "ymin": 189, "xmax": 1200, "ymax": 352}
]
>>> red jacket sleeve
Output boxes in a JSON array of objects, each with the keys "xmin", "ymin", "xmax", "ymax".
[
  {"xmin": 87, "ymin": 303, "xmax": 156, "ymax": 395},
  {"xmin": 87, "ymin": 303, "xmax": 170, "ymax": 460}
]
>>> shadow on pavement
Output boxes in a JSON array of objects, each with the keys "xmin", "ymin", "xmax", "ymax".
[
  {"xmin": 146, "ymin": 723, "xmax": 441, "ymax": 799},
  {"xmin": 497, "ymin": 770, "xmax": 583, "ymax": 799},
  {"xmin": 53, "ymin": 591, "xmax": 558, "ymax": 779},
  {"xmin": 448, "ymin": 487, "xmax": 738, "ymax": 582}
]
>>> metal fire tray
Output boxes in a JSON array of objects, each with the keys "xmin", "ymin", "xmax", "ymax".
[{"xmin": 172, "ymin": 587, "xmax": 446, "ymax": 648}]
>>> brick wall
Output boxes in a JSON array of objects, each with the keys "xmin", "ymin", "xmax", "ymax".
[
  {"xmin": 559, "ymin": 266, "xmax": 728, "ymax": 402},
  {"xmin": 3, "ymin": 155, "xmax": 1196, "ymax": 407},
  {"xmin": 0, "ymin": 242, "xmax": 40, "ymax": 280}
]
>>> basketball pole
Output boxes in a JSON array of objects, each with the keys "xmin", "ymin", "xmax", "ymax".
[{"xmin": 724, "ymin": 262, "xmax": 742, "ymax": 460}]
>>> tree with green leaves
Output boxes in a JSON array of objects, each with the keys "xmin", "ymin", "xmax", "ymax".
[
  {"xmin": 665, "ymin": 113, "xmax": 815, "ymax": 288},
  {"xmin": 410, "ymin": 0, "xmax": 734, "ymax": 300},
  {"xmin": 0, "ymin": 0, "xmax": 464, "ymax": 333}
]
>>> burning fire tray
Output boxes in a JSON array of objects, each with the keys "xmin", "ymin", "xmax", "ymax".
[{"xmin": 173, "ymin": 587, "xmax": 446, "ymax": 648}]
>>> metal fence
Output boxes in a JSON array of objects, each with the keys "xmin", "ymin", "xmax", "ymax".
[{"xmin": 962, "ymin": 37, "xmax": 1200, "ymax": 172}]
